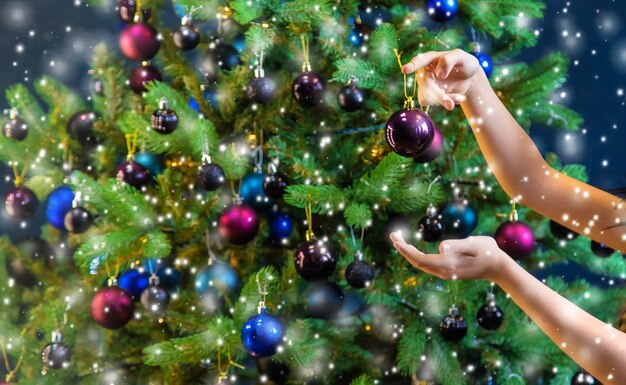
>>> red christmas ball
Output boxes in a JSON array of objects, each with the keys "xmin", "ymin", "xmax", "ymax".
[
  {"xmin": 385, "ymin": 108, "xmax": 435, "ymax": 158},
  {"xmin": 495, "ymin": 221, "xmax": 535, "ymax": 260},
  {"xmin": 4, "ymin": 186, "xmax": 39, "ymax": 219},
  {"xmin": 91, "ymin": 285, "xmax": 135, "ymax": 329},
  {"xmin": 129, "ymin": 64, "xmax": 162, "ymax": 94},
  {"xmin": 413, "ymin": 125, "xmax": 444, "ymax": 163},
  {"xmin": 218, "ymin": 203, "xmax": 259, "ymax": 245},
  {"xmin": 119, "ymin": 23, "xmax": 160, "ymax": 61}
]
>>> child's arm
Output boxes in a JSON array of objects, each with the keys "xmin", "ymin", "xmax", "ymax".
[
  {"xmin": 390, "ymin": 232, "xmax": 626, "ymax": 383},
  {"xmin": 403, "ymin": 50, "xmax": 625, "ymax": 251}
]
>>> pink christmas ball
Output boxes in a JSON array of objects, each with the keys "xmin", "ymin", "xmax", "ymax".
[
  {"xmin": 119, "ymin": 23, "xmax": 160, "ymax": 61},
  {"xmin": 495, "ymin": 221, "xmax": 535, "ymax": 260},
  {"xmin": 218, "ymin": 204, "xmax": 259, "ymax": 245}
]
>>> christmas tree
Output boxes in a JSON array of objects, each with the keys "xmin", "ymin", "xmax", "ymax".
[{"xmin": 0, "ymin": 0, "xmax": 624, "ymax": 384}]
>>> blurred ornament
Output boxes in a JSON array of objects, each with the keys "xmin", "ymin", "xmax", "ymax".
[
  {"xmin": 119, "ymin": 23, "xmax": 160, "ymax": 61},
  {"xmin": 189, "ymin": 89, "xmax": 219, "ymax": 112},
  {"xmin": 241, "ymin": 172, "xmax": 276, "ymax": 212},
  {"xmin": 195, "ymin": 260, "xmax": 239, "ymax": 297},
  {"xmin": 418, "ymin": 205, "xmax": 445, "ymax": 242},
  {"xmin": 477, "ymin": 293, "xmax": 504, "ymax": 330},
  {"xmin": 470, "ymin": 42, "xmax": 493, "ymax": 79},
  {"xmin": 141, "ymin": 275, "xmax": 170, "ymax": 316},
  {"xmin": 197, "ymin": 158, "xmax": 225, "ymax": 191},
  {"xmin": 64, "ymin": 207, "xmax": 93, "ymax": 234},
  {"xmin": 440, "ymin": 199, "xmax": 478, "ymax": 238},
  {"xmin": 17, "ymin": 236, "xmax": 54, "ymax": 264},
  {"xmin": 425, "ymin": 0, "xmax": 458, "ymax": 22},
  {"xmin": 173, "ymin": 15, "xmax": 200, "ymax": 51},
  {"xmin": 335, "ymin": 292, "xmax": 367, "ymax": 320},
  {"xmin": 267, "ymin": 211, "xmax": 294, "ymax": 242},
  {"xmin": 218, "ymin": 203, "xmax": 260, "ymax": 245},
  {"xmin": 155, "ymin": 264, "xmax": 182, "ymax": 290},
  {"xmin": 118, "ymin": 268, "xmax": 150, "ymax": 300},
  {"xmin": 292, "ymin": 71, "xmax": 325, "ymax": 108},
  {"xmin": 345, "ymin": 251, "xmax": 374, "ymax": 289},
  {"xmin": 294, "ymin": 237, "xmax": 336, "ymax": 281},
  {"xmin": 439, "ymin": 306, "xmax": 467, "ymax": 342},
  {"xmin": 256, "ymin": 357, "xmax": 290, "ymax": 385},
  {"xmin": 385, "ymin": 108, "xmax": 435, "ymax": 158},
  {"xmin": 570, "ymin": 370, "xmax": 599, "ymax": 385},
  {"xmin": 348, "ymin": 26, "xmax": 363, "ymax": 46},
  {"xmin": 200, "ymin": 42, "xmax": 241, "ymax": 81},
  {"xmin": 5, "ymin": 255, "xmax": 37, "ymax": 287},
  {"xmin": 2, "ymin": 108, "xmax": 28, "ymax": 141},
  {"xmin": 91, "ymin": 283, "xmax": 135, "ymax": 329},
  {"xmin": 413, "ymin": 126, "xmax": 444, "ymax": 163},
  {"xmin": 129, "ymin": 63, "xmax": 162, "ymax": 94},
  {"xmin": 355, "ymin": 5, "xmax": 392, "ymax": 34},
  {"xmin": 116, "ymin": 160, "xmax": 151, "ymax": 189},
  {"xmin": 4, "ymin": 186, "xmax": 38, "ymax": 219},
  {"xmin": 241, "ymin": 307, "xmax": 284, "ymax": 357},
  {"xmin": 494, "ymin": 208, "xmax": 535, "ymax": 260},
  {"xmin": 305, "ymin": 281, "xmax": 344, "ymax": 319},
  {"xmin": 263, "ymin": 172, "xmax": 288, "ymax": 199},
  {"xmin": 337, "ymin": 78, "xmax": 365, "ymax": 112},
  {"xmin": 116, "ymin": 0, "xmax": 150, "ymax": 23},
  {"xmin": 549, "ymin": 220, "xmax": 579, "ymax": 241},
  {"xmin": 67, "ymin": 111, "xmax": 97, "ymax": 144},
  {"xmin": 46, "ymin": 185, "xmax": 75, "ymax": 229},
  {"xmin": 150, "ymin": 98, "xmax": 178, "ymax": 134},
  {"xmin": 41, "ymin": 332, "xmax": 70, "ymax": 370},
  {"xmin": 134, "ymin": 152, "xmax": 164, "ymax": 177},
  {"xmin": 590, "ymin": 240, "xmax": 615, "ymax": 258},
  {"xmin": 246, "ymin": 67, "xmax": 276, "ymax": 105}
]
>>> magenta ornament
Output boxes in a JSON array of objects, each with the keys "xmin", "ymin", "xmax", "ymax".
[
  {"xmin": 495, "ymin": 220, "xmax": 535, "ymax": 260},
  {"xmin": 385, "ymin": 108, "xmax": 435, "ymax": 157},
  {"xmin": 218, "ymin": 203, "xmax": 259, "ymax": 245},
  {"xmin": 91, "ymin": 285, "xmax": 135, "ymax": 329},
  {"xmin": 119, "ymin": 23, "xmax": 160, "ymax": 61}
]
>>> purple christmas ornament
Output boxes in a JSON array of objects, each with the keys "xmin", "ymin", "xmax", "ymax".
[
  {"xmin": 495, "ymin": 220, "xmax": 535, "ymax": 260},
  {"xmin": 218, "ymin": 203, "xmax": 259, "ymax": 245},
  {"xmin": 385, "ymin": 108, "xmax": 435, "ymax": 157}
]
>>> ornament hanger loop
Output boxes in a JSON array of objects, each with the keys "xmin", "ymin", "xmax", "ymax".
[
  {"xmin": 125, "ymin": 129, "xmax": 139, "ymax": 161},
  {"xmin": 509, "ymin": 202, "xmax": 518, "ymax": 222},
  {"xmin": 11, "ymin": 161, "xmax": 29, "ymax": 187},
  {"xmin": 1, "ymin": 328, "xmax": 27, "ymax": 383},
  {"xmin": 427, "ymin": 175, "xmax": 442, "ymax": 194},
  {"xmin": 256, "ymin": 272, "xmax": 268, "ymax": 311},
  {"xmin": 204, "ymin": 228, "xmax": 217, "ymax": 264},
  {"xmin": 305, "ymin": 196, "xmax": 315, "ymax": 241},
  {"xmin": 133, "ymin": 0, "xmax": 142, "ymax": 23},
  {"xmin": 300, "ymin": 34, "xmax": 311, "ymax": 72},
  {"xmin": 393, "ymin": 48, "xmax": 418, "ymax": 110}
]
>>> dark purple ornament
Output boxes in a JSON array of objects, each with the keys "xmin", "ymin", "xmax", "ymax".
[
  {"xmin": 172, "ymin": 16, "xmax": 200, "ymax": 51},
  {"xmin": 292, "ymin": 71, "xmax": 325, "ymax": 108},
  {"xmin": 345, "ymin": 258, "xmax": 374, "ymax": 289},
  {"xmin": 414, "ymin": 125, "xmax": 444, "ymax": 163},
  {"xmin": 246, "ymin": 69, "xmax": 276, "ymax": 105},
  {"xmin": 91, "ymin": 285, "xmax": 135, "ymax": 329},
  {"xmin": 218, "ymin": 203, "xmax": 259, "ymax": 245},
  {"xmin": 42, "ymin": 334, "xmax": 71, "ymax": 370},
  {"xmin": 4, "ymin": 186, "xmax": 39, "ymax": 219},
  {"xmin": 591, "ymin": 240, "xmax": 615, "ymax": 258},
  {"xmin": 263, "ymin": 172, "xmax": 288, "ymax": 199},
  {"xmin": 294, "ymin": 238, "xmax": 336, "ymax": 281},
  {"xmin": 571, "ymin": 370, "xmax": 599, "ymax": 385},
  {"xmin": 477, "ymin": 301, "xmax": 504, "ymax": 330},
  {"xmin": 385, "ymin": 108, "xmax": 435, "ymax": 157},
  {"xmin": 150, "ymin": 98, "xmax": 178, "ymax": 134},
  {"xmin": 116, "ymin": 160, "xmax": 151, "ymax": 189},
  {"xmin": 495, "ymin": 220, "xmax": 535, "ymax": 260},
  {"xmin": 67, "ymin": 111, "xmax": 97, "ymax": 144},
  {"xmin": 197, "ymin": 163, "xmax": 225, "ymax": 191},
  {"xmin": 116, "ymin": 0, "xmax": 151, "ymax": 23},
  {"xmin": 337, "ymin": 82, "xmax": 365, "ymax": 112},
  {"xmin": 3, "ymin": 109, "xmax": 28, "ymax": 141},
  {"xmin": 119, "ymin": 22, "xmax": 160, "ymax": 61},
  {"xmin": 200, "ymin": 43, "xmax": 241, "ymax": 82},
  {"xmin": 64, "ymin": 207, "xmax": 93, "ymax": 234},
  {"xmin": 129, "ymin": 64, "xmax": 162, "ymax": 94},
  {"xmin": 549, "ymin": 220, "xmax": 579, "ymax": 241},
  {"xmin": 418, "ymin": 215, "xmax": 445, "ymax": 243},
  {"xmin": 439, "ymin": 306, "xmax": 467, "ymax": 342}
]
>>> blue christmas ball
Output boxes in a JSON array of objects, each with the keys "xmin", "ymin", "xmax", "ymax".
[
  {"xmin": 46, "ymin": 185, "xmax": 75, "ymax": 229},
  {"xmin": 134, "ymin": 152, "xmax": 164, "ymax": 177},
  {"xmin": 195, "ymin": 261, "xmax": 239, "ymax": 296},
  {"xmin": 425, "ymin": 0, "xmax": 459, "ymax": 22},
  {"xmin": 440, "ymin": 199, "xmax": 478, "ymax": 238},
  {"xmin": 240, "ymin": 172, "xmax": 276, "ymax": 213},
  {"xmin": 241, "ymin": 309, "xmax": 284, "ymax": 357},
  {"xmin": 118, "ymin": 268, "xmax": 150, "ymax": 300},
  {"xmin": 267, "ymin": 211, "xmax": 293, "ymax": 241},
  {"xmin": 156, "ymin": 264, "xmax": 182, "ymax": 290},
  {"xmin": 233, "ymin": 33, "xmax": 246, "ymax": 52},
  {"xmin": 472, "ymin": 50, "xmax": 493, "ymax": 78}
]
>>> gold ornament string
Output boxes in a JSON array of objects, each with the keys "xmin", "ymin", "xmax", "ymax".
[
  {"xmin": 125, "ymin": 130, "xmax": 139, "ymax": 161},
  {"xmin": 300, "ymin": 34, "xmax": 311, "ymax": 72},
  {"xmin": 133, "ymin": 0, "xmax": 142, "ymax": 22},
  {"xmin": 216, "ymin": 345, "xmax": 244, "ymax": 382},
  {"xmin": 305, "ymin": 196, "xmax": 315, "ymax": 241},
  {"xmin": 12, "ymin": 161, "xmax": 29, "ymax": 187},
  {"xmin": 509, "ymin": 202, "xmax": 518, "ymax": 222},
  {"xmin": 1, "ymin": 329, "xmax": 26, "ymax": 383},
  {"xmin": 104, "ymin": 256, "xmax": 121, "ymax": 282},
  {"xmin": 393, "ymin": 48, "xmax": 418, "ymax": 110}
]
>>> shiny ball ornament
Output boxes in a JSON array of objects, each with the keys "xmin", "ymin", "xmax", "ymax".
[
  {"xmin": 91, "ymin": 285, "xmax": 135, "ymax": 329},
  {"xmin": 64, "ymin": 207, "xmax": 93, "ymax": 234},
  {"xmin": 439, "ymin": 307, "xmax": 468, "ymax": 342},
  {"xmin": 241, "ymin": 172, "xmax": 276, "ymax": 212},
  {"xmin": 414, "ymin": 126, "xmax": 444, "ymax": 163},
  {"xmin": 200, "ymin": 43, "xmax": 241, "ymax": 81},
  {"xmin": 134, "ymin": 152, "xmax": 164, "ymax": 177},
  {"xmin": 119, "ymin": 23, "xmax": 160, "ymax": 61},
  {"xmin": 591, "ymin": 240, "xmax": 615, "ymax": 258},
  {"xmin": 549, "ymin": 220, "xmax": 579, "ymax": 241},
  {"xmin": 46, "ymin": 185, "xmax": 75, "ymax": 229},
  {"xmin": 477, "ymin": 303, "xmax": 504, "ymax": 330},
  {"xmin": 418, "ymin": 211, "xmax": 445, "ymax": 243},
  {"xmin": 425, "ymin": 0, "xmax": 459, "ymax": 22},
  {"xmin": 495, "ymin": 221, "xmax": 535, "ymax": 260},
  {"xmin": 305, "ymin": 281, "xmax": 344, "ymax": 319},
  {"xmin": 4, "ymin": 186, "xmax": 39, "ymax": 219},
  {"xmin": 118, "ymin": 269, "xmax": 150, "ymax": 300},
  {"xmin": 141, "ymin": 284, "xmax": 170, "ymax": 316},
  {"xmin": 345, "ymin": 259, "xmax": 374, "ymax": 289},
  {"xmin": 472, "ymin": 49, "xmax": 494, "ymax": 79},
  {"xmin": 292, "ymin": 71, "xmax": 326, "ymax": 108},
  {"xmin": 42, "ymin": 342, "xmax": 71, "ymax": 370},
  {"xmin": 440, "ymin": 199, "xmax": 478, "ymax": 238},
  {"xmin": 129, "ymin": 64, "xmax": 162, "ymax": 94},
  {"xmin": 337, "ymin": 83, "xmax": 365, "ymax": 112},
  {"xmin": 172, "ymin": 16, "xmax": 200, "ymax": 51},
  {"xmin": 267, "ymin": 211, "xmax": 293, "ymax": 241},
  {"xmin": 150, "ymin": 98, "xmax": 178, "ymax": 134},
  {"xmin": 263, "ymin": 172, "xmax": 289, "ymax": 199},
  {"xmin": 116, "ymin": 160, "xmax": 151, "ymax": 189},
  {"xmin": 116, "ymin": 0, "xmax": 150, "ymax": 23},
  {"xmin": 195, "ymin": 261, "xmax": 239, "ymax": 296},
  {"xmin": 218, "ymin": 203, "xmax": 260, "ymax": 245},
  {"xmin": 241, "ymin": 309, "xmax": 284, "ymax": 357},
  {"xmin": 2, "ymin": 109, "xmax": 28, "ymax": 141},
  {"xmin": 67, "ymin": 111, "xmax": 97, "ymax": 143},
  {"xmin": 246, "ymin": 70, "xmax": 276, "ymax": 105},
  {"xmin": 385, "ymin": 108, "xmax": 436, "ymax": 157},
  {"xmin": 155, "ymin": 264, "xmax": 181, "ymax": 290},
  {"xmin": 571, "ymin": 371, "xmax": 599, "ymax": 385},
  {"xmin": 197, "ymin": 163, "xmax": 225, "ymax": 191},
  {"xmin": 294, "ymin": 238, "xmax": 337, "ymax": 281}
]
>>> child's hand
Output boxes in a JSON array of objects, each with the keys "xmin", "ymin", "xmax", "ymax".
[
  {"xmin": 401, "ymin": 49, "xmax": 485, "ymax": 111},
  {"xmin": 389, "ymin": 232, "xmax": 508, "ymax": 282}
]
